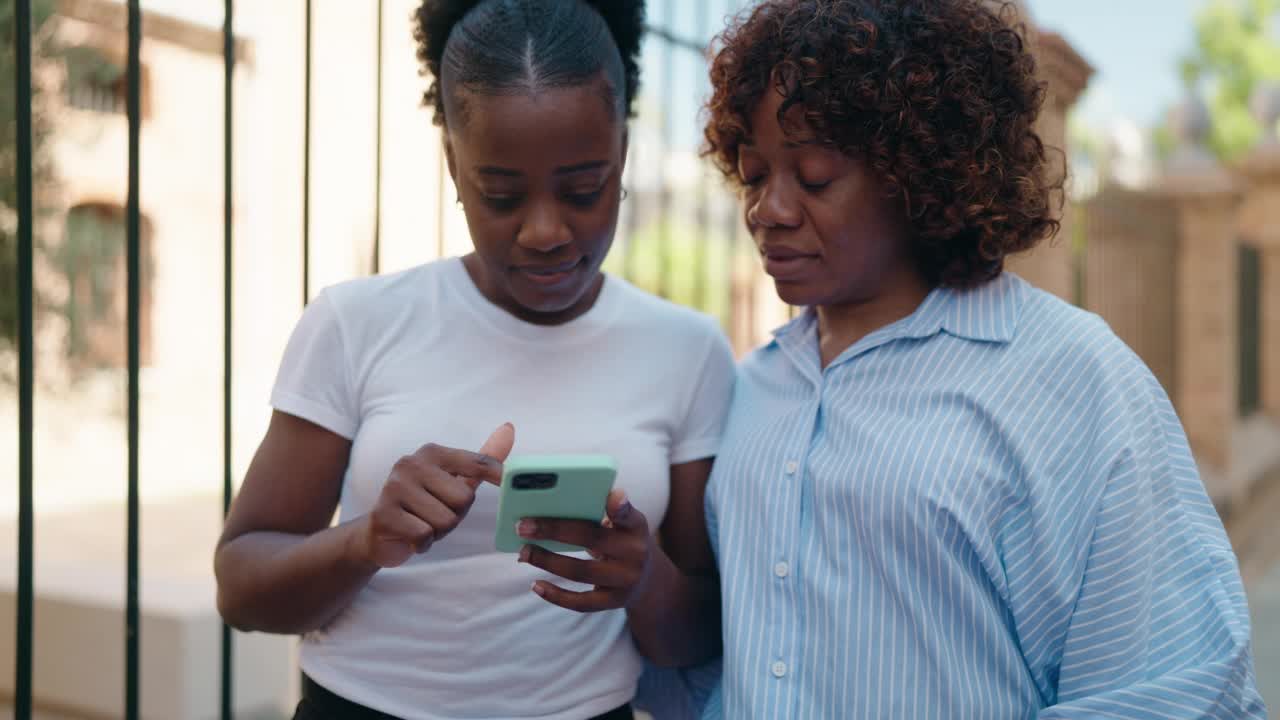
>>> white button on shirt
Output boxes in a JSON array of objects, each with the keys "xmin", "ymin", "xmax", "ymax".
[
  {"xmin": 784, "ymin": 460, "xmax": 798, "ymax": 474},
  {"xmin": 773, "ymin": 561, "xmax": 790, "ymax": 578},
  {"xmin": 771, "ymin": 661, "xmax": 788, "ymax": 678}
]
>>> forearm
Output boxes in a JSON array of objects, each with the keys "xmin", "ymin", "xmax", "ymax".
[
  {"xmin": 626, "ymin": 546, "xmax": 721, "ymax": 668},
  {"xmin": 215, "ymin": 518, "xmax": 379, "ymax": 634}
]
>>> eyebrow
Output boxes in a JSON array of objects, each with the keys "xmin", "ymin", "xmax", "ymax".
[
  {"xmin": 476, "ymin": 166, "xmax": 522, "ymax": 177},
  {"xmin": 476, "ymin": 160, "xmax": 611, "ymax": 177}
]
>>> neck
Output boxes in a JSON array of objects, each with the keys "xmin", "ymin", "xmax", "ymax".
[
  {"xmin": 814, "ymin": 270, "xmax": 932, "ymax": 368},
  {"xmin": 461, "ymin": 253, "xmax": 604, "ymax": 326}
]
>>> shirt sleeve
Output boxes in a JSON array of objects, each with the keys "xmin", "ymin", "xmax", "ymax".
[
  {"xmin": 669, "ymin": 326, "xmax": 736, "ymax": 465},
  {"xmin": 634, "ymin": 659, "xmax": 722, "ymax": 720},
  {"xmin": 699, "ymin": 679, "xmax": 725, "ymax": 720},
  {"xmin": 269, "ymin": 289, "xmax": 360, "ymax": 440},
  {"xmin": 1036, "ymin": 377, "xmax": 1265, "ymax": 718}
]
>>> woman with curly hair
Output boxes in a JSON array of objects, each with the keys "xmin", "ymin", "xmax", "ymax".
[
  {"xmin": 700, "ymin": 1, "xmax": 1266, "ymax": 717},
  {"xmin": 213, "ymin": 1, "xmax": 734, "ymax": 718}
]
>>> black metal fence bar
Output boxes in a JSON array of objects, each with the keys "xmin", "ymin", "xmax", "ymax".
[
  {"xmin": 125, "ymin": 1, "xmax": 143, "ymax": 718},
  {"xmin": 221, "ymin": 2, "xmax": 235, "ymax": 719},
  {"xmin": 303, "ymin": 0, "xmax": 314, "ymax": 305},
  {"xmin": 1240, "ymin": 244, "xmax": 1262, "ymax": 417},
  {"xmin": 14, "ymin": 0, "xmax": 36, "ymax": 713}
]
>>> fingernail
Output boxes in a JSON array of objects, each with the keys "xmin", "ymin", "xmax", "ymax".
[
  {"xmin": 518, "ymin": 545, "xmax": 531, "ymax": 563},
  {"xmin": 517, "ymin": 519, "xmax": 537, "ymax": 538},
  {"xmin": 531, "ymin": 582, "xmax": 546, "ymax": 597}
]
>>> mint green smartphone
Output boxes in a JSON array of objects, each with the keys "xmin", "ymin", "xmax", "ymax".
[{"xmin": 494, "ymin": 454, "xmax": 617, "ymax": 553}]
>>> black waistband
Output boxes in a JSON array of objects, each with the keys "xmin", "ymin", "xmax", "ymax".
[{"xmin": 299, "ymin": 674, "xmax": 633, "ymax": 720}]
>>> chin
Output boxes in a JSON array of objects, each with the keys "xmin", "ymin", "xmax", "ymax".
[
  {"xmin": 772, "ymin": 279, "xmax": 821, "ymax": 308},
  {"xmin": 517, "ymin": 293, "xmax": 580, "ymax": 315},
  {"xmin": 509, "ymin": 275, "xmax": 597, "ymax": 316},
  {"xmin": 510, "ymin": 288, "xmax": 574, "ymax": 314}
]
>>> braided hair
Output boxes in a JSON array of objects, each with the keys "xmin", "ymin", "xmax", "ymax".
[{"xmin": 414, "ymin": 0, "xmax": 646, "ymax": 127}]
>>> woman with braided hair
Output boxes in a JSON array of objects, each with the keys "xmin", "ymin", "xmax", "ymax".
[{"xmin": 214, "ymin": 2, "xmax": 732, "ymax": 718}]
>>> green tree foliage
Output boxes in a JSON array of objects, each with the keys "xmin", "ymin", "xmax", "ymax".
[{"xmin": 1179, "ymin": 0, "xmax": 1280, "ymax": 159}]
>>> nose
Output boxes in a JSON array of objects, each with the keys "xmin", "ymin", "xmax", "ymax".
[
  {"xmin": 746, "ymin": 178, "xmax": 803, "ymax": 230},
  {"xmin": 516, "ymin": 198, "xmax": 572, "ymax": 253}
]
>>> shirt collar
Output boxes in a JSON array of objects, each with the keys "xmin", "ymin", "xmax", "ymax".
[
  {"xmin": 769, "ymin": 272, "xmax": 1028, "ymax": 360},
  {"xmin": 905, "ymin": 271, "xmax": 1026, "ymax": 344}
]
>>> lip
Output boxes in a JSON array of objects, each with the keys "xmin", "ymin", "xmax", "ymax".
[
  {"xmin": 760, "ymin": 246, "xmax": 821, "ymax": 281},
  {"xmin": 514, "ymin": 258, "xmax": 585, "ymax": 287}
]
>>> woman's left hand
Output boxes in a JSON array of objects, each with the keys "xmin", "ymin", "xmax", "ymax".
[{"xmin": 517, "ymin": 489, "xmax": 653, "ymax": 612}]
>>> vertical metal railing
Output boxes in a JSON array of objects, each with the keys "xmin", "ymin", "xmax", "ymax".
[
  {"xmin": 13, "ymin": 0, "xmax": 36, "ymax": 713},
  {"xmin": 1240, "ymin": 243, "xmax": 1262, "ymax": 417},
  {"xmin": 125, "ymin": 2, "xmax": 143, "ymax": 718},
  {"xmin": 221, "ymin": 2, "xmax": 236, "ymax": 719}
]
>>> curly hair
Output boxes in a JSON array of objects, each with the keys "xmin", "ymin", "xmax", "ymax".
[
  {"xmin": 704, "ymin": 0, "xmax": 1062, "ymax": 288},
  {"xmin": 414, "ymin": 0, "xmax": 645, "ymax": 127}
]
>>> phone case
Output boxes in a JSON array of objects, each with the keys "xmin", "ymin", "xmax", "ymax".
[{"xmin": 494, "ymin": 454, "xmax": 618, "ymax": 553}]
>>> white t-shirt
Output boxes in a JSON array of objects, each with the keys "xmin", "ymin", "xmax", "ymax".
[{"xmin": 270, "ymin": 257, "xmax": 735, "ymax": 720}]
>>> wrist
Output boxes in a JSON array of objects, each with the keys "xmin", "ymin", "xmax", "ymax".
[
  {"xmin": 628, "ymin": 537, "xmax": 675, "ymax": 610},
  {"xmin": 339, "ymin": 516, "xmax": 381, "ymax": 575}
]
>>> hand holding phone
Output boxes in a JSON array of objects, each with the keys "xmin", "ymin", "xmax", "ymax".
[
  {"xmin": 516, "ymin": 487, "xmax": 656, "ymax": 613},
  {"xmin": 494, "ymin": 454, "xmax": 617, "ymax": 553}
]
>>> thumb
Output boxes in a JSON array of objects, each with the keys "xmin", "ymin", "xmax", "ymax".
[
  {"xmin": 605, "ymin": 489, "xmax": 639, "ymax": 529},
  {"xmin": 478, "ymin": 422, "xmax": 516, "ymax": 464}
]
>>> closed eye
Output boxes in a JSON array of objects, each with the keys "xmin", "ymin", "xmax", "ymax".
[
  {"xmin": 482, "ymin": 195, "xmax": 522, "ymax": 212},
  {"xmin": 564, "ymin": 187, "xmax": 605, "ymax": 208}
]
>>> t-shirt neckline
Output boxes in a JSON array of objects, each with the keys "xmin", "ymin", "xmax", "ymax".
[{"xmin": 442, "ymin": 256, "xmax": 624, "ymax": 344}]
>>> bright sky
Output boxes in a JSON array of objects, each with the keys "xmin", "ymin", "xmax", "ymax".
[
  {"xmin": 136, "ymin": 0, "xmax": 1208, "ymax": 133},
  {"xmin": 1028, "ymin": 0, "xmax": 1203, "ymax": 129}
]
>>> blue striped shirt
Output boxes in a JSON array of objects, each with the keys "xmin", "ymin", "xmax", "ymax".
[{"xmin": 702, "ymin": 273, "xmax": 1266, "ymax": 719}]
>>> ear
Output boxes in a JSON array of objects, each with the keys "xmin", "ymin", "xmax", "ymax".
[
  {"xmin": 619, "ymin": 127, "xmax": 629, "ymax": 175},
  {"xmin": 443, "ymin": 131, "xmax": 459, "ymax": 184}
]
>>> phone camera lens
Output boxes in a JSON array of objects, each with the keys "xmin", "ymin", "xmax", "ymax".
[{"xmin": 513, "ymin": 473, "xmax": 558, "ymax": 490}]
